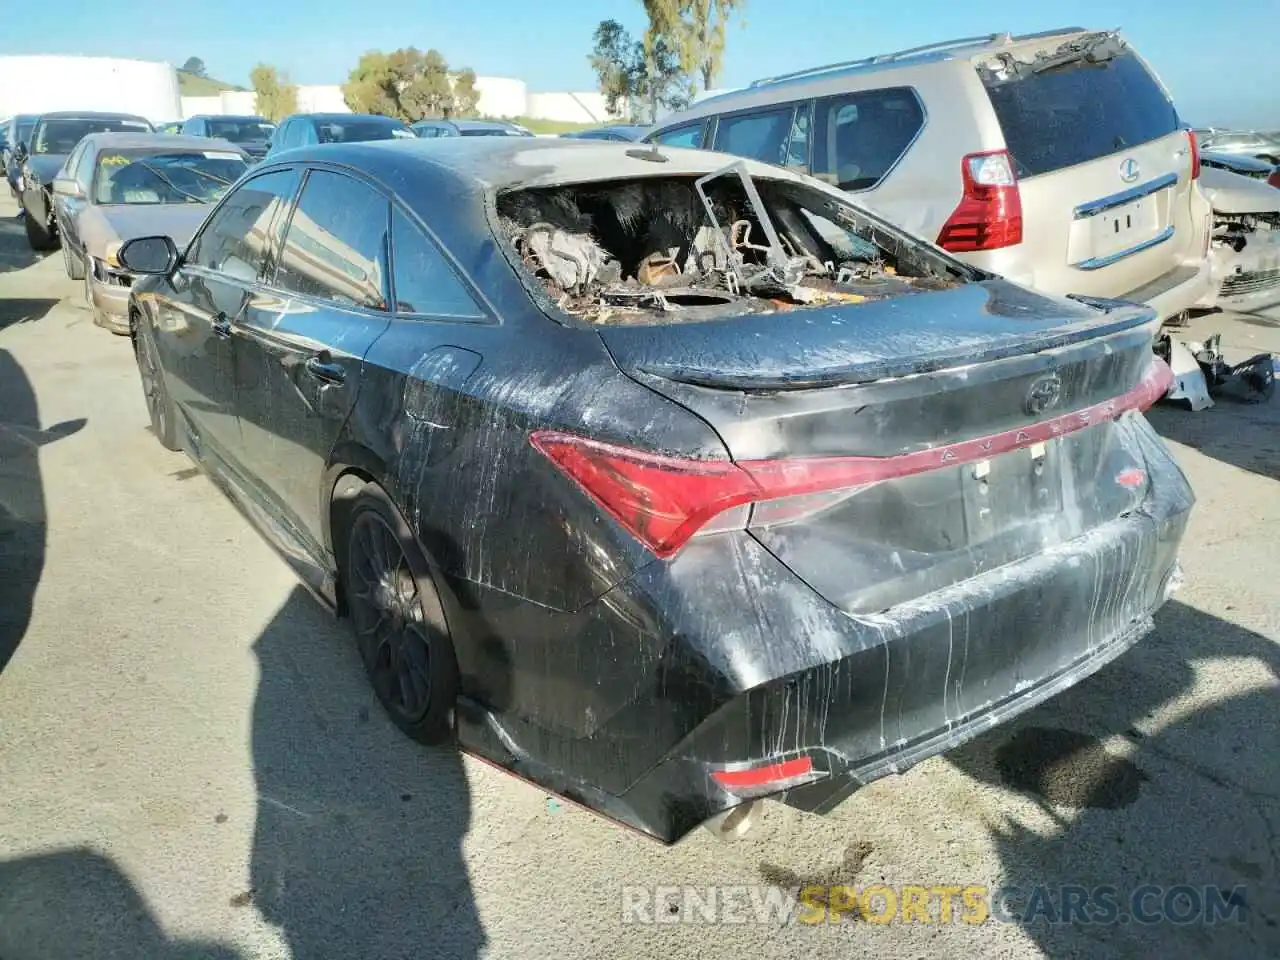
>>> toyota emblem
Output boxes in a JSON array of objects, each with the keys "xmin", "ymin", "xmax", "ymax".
[{"xmin": 1026, "ymin": 374, "xmax": 1063, "ymax": 416}]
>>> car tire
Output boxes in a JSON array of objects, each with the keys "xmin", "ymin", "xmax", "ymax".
[
  {"xmin": 62, "ymin": 242, "xmax": 84, "ymax": 280},
  {"xmin": 23, "ymin": 207, "xmax": 57, "ymax": 251},
  {"xmin": 135, "ymin": 323, "xmax": 181, "ymax": 451},
  {"xmin": 342, "ymin": 483, "xmax": 459, "ymax": 745}
]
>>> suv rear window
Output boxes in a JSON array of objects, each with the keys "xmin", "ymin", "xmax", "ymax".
[{"xmin": 981, "ymin": 43, "xmax": 1180, "ymax": 177}]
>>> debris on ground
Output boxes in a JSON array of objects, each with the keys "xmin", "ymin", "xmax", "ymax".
[{"xmin": 1155, "ymin": 332, "xmax": 1276, "ymax": 409}]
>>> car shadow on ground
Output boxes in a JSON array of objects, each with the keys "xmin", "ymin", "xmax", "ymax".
[
  {"xmin": 246, "ymin": 586, "xmax": 488, "ymax": 960},
  {"xmin": 0, "ymin": 211, "xmax": 45, "ymax": 275},
  {"xmin": 0, "ymin": 348, "xmax": 84, "ymax": 675},
  {"xmin": 0, "ymin": 296, "xmax": 60, "ymax": 332},
  {"xmin": 946, "ymin": 600, "xmax": 1280, "ymax": 957},
  {"xmin": 0, "ymin": 849, "xmax": 244, "ymax": 959},
  {"xmin": 1147, "ymin": 396, "xmax": 1280, "ymax": 483}
]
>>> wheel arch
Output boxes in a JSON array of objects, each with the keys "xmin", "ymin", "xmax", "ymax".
[{"xmin": 323, "ymin": 442, "xmax": 392, "ymax": 616}]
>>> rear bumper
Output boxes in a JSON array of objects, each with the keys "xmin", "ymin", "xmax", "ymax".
[
  {"xmin": 1121, "ymin": 258, "xmax": 1214, "ymax": 321},
  {"xmin": 1197, "ymin": 231, "xmax": 1280, "ymax": 316},
  {"xmin": 456, "ymin": 414, "xmax": 1194, "ymax": 843}
]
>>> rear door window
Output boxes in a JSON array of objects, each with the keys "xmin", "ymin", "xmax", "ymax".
[
  {"xmin": 810, "ymin": 87, "xmax": 924, "ymax": 191},
  {"xmin": 653, "ymin": 123, "xmax": 705, "ymax": 148},
  {"xmin": 390, "ymin": 208, "xmax": 484, "ymax": 319},
  {"xmin": 276, "ymin": 169, "xmax": 389, "ymax": 310},
  {"xmin": 981, "ymin": 44, "xmax": 1181, "ymax": 177},
  {"xmin": 712, "ymin": 107, "xmax": 797, "ymax": 166}
]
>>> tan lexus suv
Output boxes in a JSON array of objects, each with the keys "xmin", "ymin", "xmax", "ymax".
[{"xmin": 647, "ymin": 28, "xmax": 1212, "ymax": 321}]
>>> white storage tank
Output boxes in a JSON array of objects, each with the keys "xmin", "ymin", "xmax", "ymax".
[
  {"xmin": 0, "ymin": 55, "xmax": 182, "ymax": 124},
  {"xmin": 473, "ymin": 76, "xmax": 527, "ymax": 120}
]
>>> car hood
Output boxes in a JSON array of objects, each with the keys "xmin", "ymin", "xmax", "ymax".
[
  {"xmin": 80, "ymin": 203, "xmax": 212, "ymax": 258},
  {"xmin": 25, "ymin": 155, "xmax": 66, "ymax": 183},
  {"xmin": 1199, "ymin": 167, "xmax": 1280, "ymax": 215}
]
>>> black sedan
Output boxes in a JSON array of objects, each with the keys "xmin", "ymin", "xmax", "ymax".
[{"xmin": 119, "ymin": 138, "xmax": 1192, "ymax": 844}]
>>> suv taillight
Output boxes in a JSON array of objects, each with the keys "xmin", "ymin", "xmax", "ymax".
[
  {"xmin": 1268, "ymin": 168, "xmax": 1280, "ymax": 190},
  {"xmin": 936, "ymin": 150, "xmax": 1023, "ymax": 253},
  {"xmin": 1187, "ymin": 130, "xmax": 1201, "ymax": 180}
]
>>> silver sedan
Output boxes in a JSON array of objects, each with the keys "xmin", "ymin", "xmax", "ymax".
[{"xmin": 50, "ymin": 132, "xmax": 249, "ymax": 334}]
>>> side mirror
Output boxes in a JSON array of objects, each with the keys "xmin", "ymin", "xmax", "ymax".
[
  {"xmin": 13, "ymin": 143, "xmax": 27, "ymax": 163},
  {"xmin": 118, "ymin": 235, "xmax": 180, "ymax": 275},
  {"xmin": 52, "ymin": 178, "xmax": 82, "ymax": 198}
]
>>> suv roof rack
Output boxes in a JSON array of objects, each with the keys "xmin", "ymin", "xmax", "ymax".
[{"xmin": 748, "ymin": 26, "xmax": 1089, "ymax": 88}]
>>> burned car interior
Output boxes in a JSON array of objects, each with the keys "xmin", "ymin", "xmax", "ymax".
[{"xmin": 496, "ymin": 160, "xmax": 968, "ymax": 326}]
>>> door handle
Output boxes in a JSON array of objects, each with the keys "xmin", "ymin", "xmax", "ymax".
[
  {"xmin": 211, "ymin": 312, "xmax": 231, "ymax": 339},
  {"xmin": 304, "ymin": 353, "xmax": 346, "ymax": 385}
]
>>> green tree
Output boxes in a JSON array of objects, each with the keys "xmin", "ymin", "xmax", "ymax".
[
  {"xmin": 342, "ymin": 51, "xmax": 399, "ymax": 116},
  {"xmin": 642, "ymin": 0, "xmax": 746, "ymax": 96},
  {"xmin": 684, "ymin": 0, "xmax": 745, "ymax": 92},
  {"xmin": 250, "ymin": 64, "xmax": 299, "ymax": 122},
  {"xmin": 589, "ymin": 19, "xmax": 688, "ymax": 123},
  {"xmin": 181, "ymin": 56, "xmax": 207, "ymax": 78},
  {"xmin": 588, "ymin": 20, "xmax": 637, "ymax": 118},
  {"xmin": 452, "ymin": 68, "xmax": 481, "ymax": 118},
  {"xmin": 342, "ymin": 48, "xmax": 480, "ymax": 121}
]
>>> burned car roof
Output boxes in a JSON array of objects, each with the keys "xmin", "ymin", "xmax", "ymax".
[{"xmin": 271, "ymin": 137, "xmax": 847, "ymax": 193}]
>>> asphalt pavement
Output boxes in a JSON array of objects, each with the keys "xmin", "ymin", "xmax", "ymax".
[{"xmin": 1, "ymin": 194, "xmax": 1277, "ymax": 960}]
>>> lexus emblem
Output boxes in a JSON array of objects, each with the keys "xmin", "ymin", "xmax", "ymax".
[
  {"xmin": 1026, "ymin": 374, "xmax": 1063, "ymax": 416},
  {"xmin": 1119, "ymin": 157, "xmax": 1141, "ymax": 183}
]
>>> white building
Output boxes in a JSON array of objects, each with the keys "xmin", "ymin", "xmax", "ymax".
[
  {"xmin": 0, "ymin": 55, "xmax": 181, "ymax": 124},
  {"xmin": 180, "ymin": 85, "xmax": 348, "ymax": 119},
  {"xmin": 180, "ymin": 75, "xmax": 621, "ymax": 124}
]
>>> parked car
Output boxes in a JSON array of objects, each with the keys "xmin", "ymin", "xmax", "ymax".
[
  {"xmin": 265, "ymin": 113, "xmax": 415, "ymax": 157},
  {"xmin": 560, "ymin": 124, "xmax": 651, "ymax": 142},
  {"xmin": 4, "ymin": 113, "xmax": 38, "ymax": 197},
  {"xmin": 49, "ymin": 132, "xmax": 249, "ymax": 333},
  {"xmin": 1195, "ymin": 129, "xmax": 1280, "ymax": 165},
  {"xmin": 646, "ymin": 28, "xmax": 1213, "ymax": 324},
  {"xmin": 1200, "ymin": 151, "xmax": 1280, "ymax": 191},
  {"xmin": 182, "ymin": 114, "xmax": 275, "ymax": 160},
  {"xmin": 1199, "ymin": 151, "xmax": 1276, "ymax": 181},
  {"xmin": 15, "ymin": 111, "xmax": 154, "ymax": 250},
  {"xmin": 411, "ymin": 118, "xmax": 534, "ymax": 138},
  {"xmin": 119, "ymin": 138, "xmax": 1189, "ymax": 844},
  {"xmin": 1192, "ymin": 165, "xmax": 1280, "ymax": 317}
]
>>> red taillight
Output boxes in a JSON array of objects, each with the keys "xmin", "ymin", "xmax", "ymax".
[
  {"xmin": 1187, "ymin": 129, "xmax": 1201, "ymax": 180},
  {"xmin": 529, "ymin": 432, "xmax": 760, "ymax": 558},
  {"xmin": 711, "ymin": 756, "xmax": 817, "ymax": 792},
  {"xmin": 936, "ymin": 150, "xmax": 1023, "ymax": 253},
  {"xmin": 531, "ymin": 361, "xmax": 1171, "ymax": 559},
  {"xmin": 1268, "ymin": 169, "xmax": 1280, "ymax": 190}
]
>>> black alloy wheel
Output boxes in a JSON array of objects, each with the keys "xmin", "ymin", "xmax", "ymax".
[
  {"xmin": 135, "ymin": 325, "xmax": 180, "ymax": 450},
  {"xmin": 345, "ymin": 486, "xmax": 458, "ymax": 744}
]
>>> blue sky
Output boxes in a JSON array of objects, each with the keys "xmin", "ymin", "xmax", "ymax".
[{"xmin": 12, "ymin": 0, "xmax": 1280, "ymax": 127}]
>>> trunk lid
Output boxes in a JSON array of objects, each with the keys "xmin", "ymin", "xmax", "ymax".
[{"xmin": 599, "ymin": 282, "xmax": 1164, "ymax": 614}]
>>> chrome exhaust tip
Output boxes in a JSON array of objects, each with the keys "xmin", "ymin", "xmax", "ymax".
[{"xmin": 703, "ymin": 801, "xmax": 762, "ymax": 842}]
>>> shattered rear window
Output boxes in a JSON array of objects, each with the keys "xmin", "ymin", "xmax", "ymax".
[
  {"xmin": 979, "ymin": 37, "xmax": 1180, "ymax": 177},
  {"xmin": 495, "ymin": 162, "xmax": 970, "ymax": 326}
]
